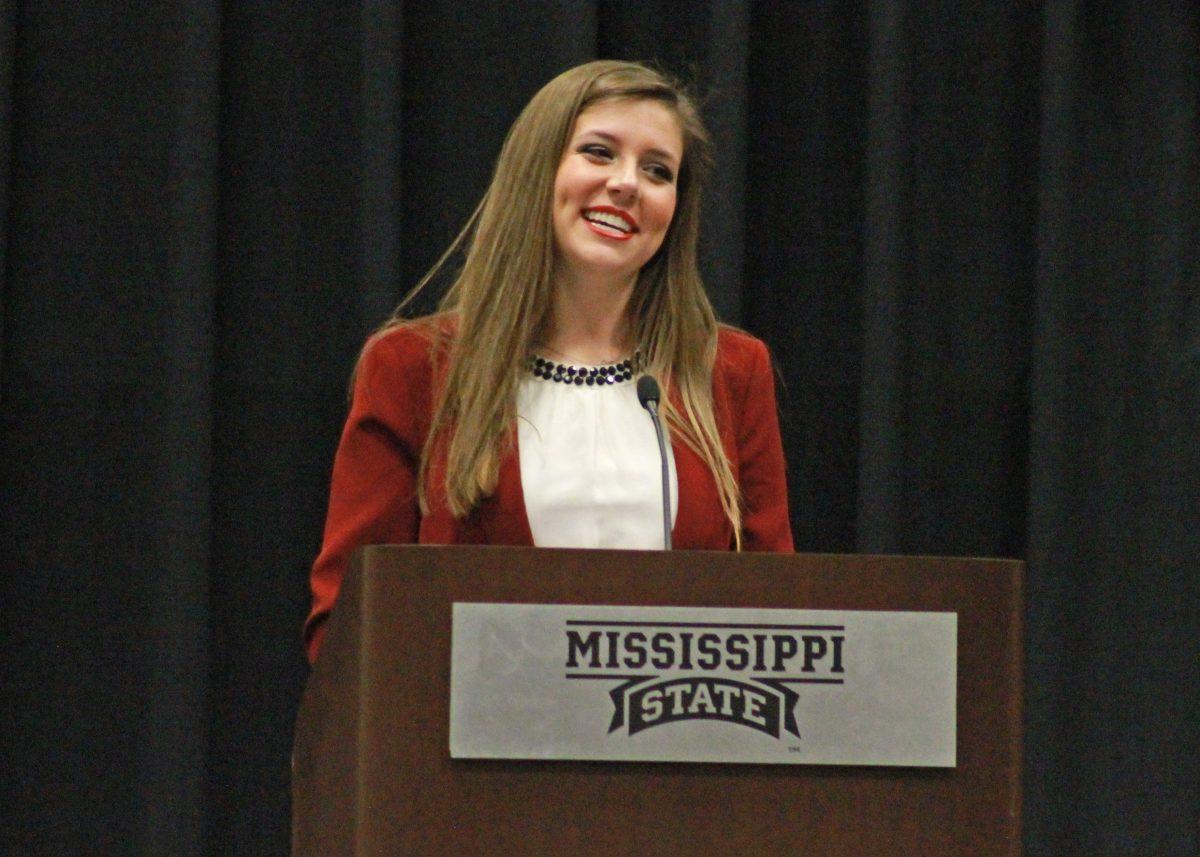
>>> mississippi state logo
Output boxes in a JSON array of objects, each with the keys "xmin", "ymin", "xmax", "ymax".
[{"xmin": 564, "ymin": 620, "xmax": 845, "ymax": 739}]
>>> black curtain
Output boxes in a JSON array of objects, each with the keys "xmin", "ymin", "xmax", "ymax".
[{"xmin": 1, "ymin": 2, "xmax": 1196, "ymax": 854}]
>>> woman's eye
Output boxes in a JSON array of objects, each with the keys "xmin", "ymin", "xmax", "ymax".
[
  {"xmin": 580, "ymin": 144, "xmax": 612, "ymax": 159},
  {"xmin": 645, "ymin": 164, "xmax": 675, "ymax": 183}
]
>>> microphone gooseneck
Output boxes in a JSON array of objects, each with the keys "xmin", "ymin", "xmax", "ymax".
[{"xmin": 636, "ymin": 375, "xmax": 672, "ymax": 550}]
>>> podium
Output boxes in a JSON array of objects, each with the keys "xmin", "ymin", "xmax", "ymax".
[{"xmin": 293, "ymin": 546, "xmax": 1022, "ymax": 855}]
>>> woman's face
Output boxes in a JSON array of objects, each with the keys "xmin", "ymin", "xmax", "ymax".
[{"xmin": 551, "ymin": 98, "xmax": 684, "ymax": 288}]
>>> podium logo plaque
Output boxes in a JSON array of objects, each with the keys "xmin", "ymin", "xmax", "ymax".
[{"xmin": 450, "ymin": 603, "xmax": 956, "ymax": 767}]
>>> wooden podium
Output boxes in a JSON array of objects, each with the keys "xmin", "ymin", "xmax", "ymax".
[{"xmin": 293, "ymin": 546, "xmax": 1022, "ymax": 855}]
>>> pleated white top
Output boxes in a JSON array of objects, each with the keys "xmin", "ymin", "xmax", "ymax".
[{"xmin": 516, "ymin": 374, "xmax": 678, "ymax": 549}]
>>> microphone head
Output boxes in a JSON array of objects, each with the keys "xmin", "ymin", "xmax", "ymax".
[{"xmin": 636, "ymin": 374, "xmax": 661, "ymax": 408}]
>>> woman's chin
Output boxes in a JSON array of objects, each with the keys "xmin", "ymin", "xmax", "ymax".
[{"xmin": 556, "ymin": 250, "xmax": 650, "ymax": 287}]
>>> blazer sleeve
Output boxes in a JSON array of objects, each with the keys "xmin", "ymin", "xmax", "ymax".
[
  {"xmin": 732, "ymin": 337, "xmax": 794, "ymax": 552},
  {"xmin": 304, "ymin": 331, "xmax": 430, "ymax": 663}
]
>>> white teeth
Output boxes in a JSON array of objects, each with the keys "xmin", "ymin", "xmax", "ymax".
[{"xmin": 584, "ymin": 210, "xmax": 633, "ymax": 232}]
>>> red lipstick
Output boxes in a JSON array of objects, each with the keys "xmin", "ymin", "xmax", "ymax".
[{"xmin": 582, "ymin": 206, "xmax": 639, "ymax": 240}]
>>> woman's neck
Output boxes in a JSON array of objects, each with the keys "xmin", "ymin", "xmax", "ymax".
[{"xmin": 542, "ymin": 271, "xmax": 636, "ymax": 364}]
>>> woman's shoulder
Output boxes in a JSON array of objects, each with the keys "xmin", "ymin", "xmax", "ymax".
[
  {"xmin": 715, "ymin": 324, "xmax": 771, "ymax": 374},
  {"xmin": 361, "ymin": 313, "xmax": 457, "ymax": 372},
  {"xmin": 350, "ymin": 314, "xmax": 458, "ymax": 422}
]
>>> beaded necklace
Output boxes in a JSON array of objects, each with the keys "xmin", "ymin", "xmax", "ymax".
[{"xmin": 528, "ymin": 355, "xmax": 638, "ymax": 386}]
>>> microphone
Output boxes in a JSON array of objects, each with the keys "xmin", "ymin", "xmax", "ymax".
[{"xmin": 636, "ymin": 375, "xmax": 672, "ymax": 550}]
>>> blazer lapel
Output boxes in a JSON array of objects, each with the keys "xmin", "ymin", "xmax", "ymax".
[{"xmin": 476, "ymin": 435, "xmax": 535, "ymax": 546}]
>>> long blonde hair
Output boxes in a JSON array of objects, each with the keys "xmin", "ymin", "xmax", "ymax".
[{"xmin": 370, "ymin": 60, "xmax": 744, "ymax": 546}]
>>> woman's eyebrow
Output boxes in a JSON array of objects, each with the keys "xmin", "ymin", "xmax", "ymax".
[{"xmin": 578, "ymin": 129, "xmax": 679, "ymax": 165}]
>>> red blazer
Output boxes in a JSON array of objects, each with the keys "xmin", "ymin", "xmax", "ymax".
[{"xmin": 305, "ymin": 323, "xmax": 793, "ymax": 662}]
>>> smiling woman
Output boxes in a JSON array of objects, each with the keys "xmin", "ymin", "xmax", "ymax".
[
  {"xmin": 553, "ymin": 99, "xmax": 683, "ymax": 290},
  {"xmin": 304, "ymin": 60, "xmax": 794, "ymax": 663}
]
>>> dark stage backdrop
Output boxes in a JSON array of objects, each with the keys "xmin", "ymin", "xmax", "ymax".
[{"xmin": 1, "ymin": 2, "xmax": 1196, "ymax": 854}]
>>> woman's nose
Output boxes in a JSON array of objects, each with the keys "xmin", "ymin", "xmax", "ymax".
[{"xmin": 606, "ymin": 163, "xmax": 638, "ymax": 203}]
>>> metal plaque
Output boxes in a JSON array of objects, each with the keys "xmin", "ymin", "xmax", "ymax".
[{"xmin": 449, "ymin": 603, "xmax": 956, "ymax": 767}]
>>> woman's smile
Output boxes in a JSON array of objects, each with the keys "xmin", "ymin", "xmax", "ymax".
[{"xmin": 582, "ymin": 205, "xmax": 639, "ymax": 239}]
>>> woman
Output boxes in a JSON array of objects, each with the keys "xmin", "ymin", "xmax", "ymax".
[{"xmin": 305, "ymin": 61, "xmax": 792, "ymax": 663}]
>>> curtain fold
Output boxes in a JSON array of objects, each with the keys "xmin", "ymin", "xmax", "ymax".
[
  {"xmin": 855, "ymin": 0, "xmax": 1039, "ymax": 558},
  {"xmin": 0, "ymin": 3, "xmax": 219, "ymax": 854},
  {"xmin": 0, "ymin": 2, "xmax": 1194, "ymax": 854},
  {"xmin": 1025, "ymin": 2, "xmax": 1200, "ymax": 852},
  {"xmin": 746, "ymin": 1, "xmax": 867, "ymax": 553},
  {"xmin": 0, "ymin": 0, "xmax": 15, "ymax": 360}
]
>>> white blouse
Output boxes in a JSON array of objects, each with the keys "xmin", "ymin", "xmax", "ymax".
[{"xmin": 516, "ymin": 373, "xmax": 678, "ymax": 549}]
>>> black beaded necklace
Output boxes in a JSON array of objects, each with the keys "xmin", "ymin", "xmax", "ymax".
[{"xmin": 528, "ymin": 354, "xmax": 638, "ymax": 386}]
